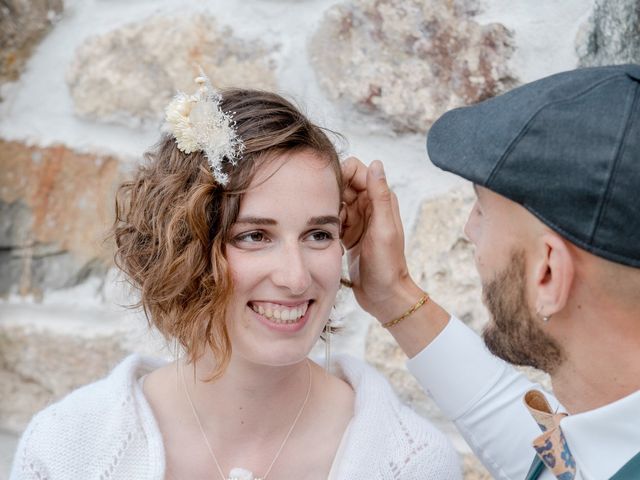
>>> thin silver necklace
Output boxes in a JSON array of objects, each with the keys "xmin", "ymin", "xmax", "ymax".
[{"xmin": 181, "ymin": 360, "xmax": 312, "ymax": 480}]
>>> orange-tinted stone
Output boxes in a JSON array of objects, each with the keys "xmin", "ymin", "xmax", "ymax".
[{"xmin": 0, "ymin": 141, "xmax": 122, "ymax": 295}]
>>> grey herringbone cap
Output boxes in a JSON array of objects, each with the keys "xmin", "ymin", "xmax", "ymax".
[{"xmin": 427, "ymin": 64, "xmax": 640, "ymax": 267}]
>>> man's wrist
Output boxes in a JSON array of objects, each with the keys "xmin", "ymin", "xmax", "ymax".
[
  {"xmin": 382, "ymin": 293, "xmax": 430, "ymax": 329},
  {"xmin": 367, "ymin": 278, "xmax": 425, "ymax": 324},
  {"xmin": 367, "ymin": 278, "xmax": 450, "ymax": 358},
  {"xmin": 386, "ymin": 300, "xmax": 450, "ymax": 358}
]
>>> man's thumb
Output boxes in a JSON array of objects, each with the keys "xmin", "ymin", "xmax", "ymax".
[
  {"xmin": 367, "ymin": 160, "xmax": 392, "ymax": 202},
  {"xmin": 367, "ymin": 160, "xmax": 395, "ymax": 228}
]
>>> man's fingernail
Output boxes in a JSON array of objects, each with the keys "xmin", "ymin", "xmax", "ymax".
[{"xmin": 372, "ymin": 160, "xmax": 385, "ymax": 179}]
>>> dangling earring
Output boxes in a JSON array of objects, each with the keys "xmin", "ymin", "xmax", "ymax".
[
  {"xmin": 173, "ymin": 337, "xmax": 181, "ymax": 389},
  {"xmin": 173, "ymin": 337, "xmax": 180, "ymax": 360},
  {"xmin": 324, "ymin": 320, "xmax": 332, "ymax": 374}
]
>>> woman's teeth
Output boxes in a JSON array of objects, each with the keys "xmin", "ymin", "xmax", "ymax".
[{"xmin": 250, "ymin": 302, "xmax": 309, "ymax": 324}]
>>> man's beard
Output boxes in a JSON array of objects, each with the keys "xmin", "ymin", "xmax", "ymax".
[{"xmin": 481, "ymin": 249, "xmax": 565, "ymax": 374}]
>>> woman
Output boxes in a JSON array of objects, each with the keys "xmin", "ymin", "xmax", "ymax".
[{"xmin": 10, "ymin": 76, "xmax": 461, "ymax": 479}]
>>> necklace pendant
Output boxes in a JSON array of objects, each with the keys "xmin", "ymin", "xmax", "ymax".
[{"xmin": 228, "ymin": 467, "xmax": 261, "ymax": 480}]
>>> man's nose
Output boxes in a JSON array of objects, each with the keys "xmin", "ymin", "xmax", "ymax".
[{"xmin": 464, "ymin": 202, "xmax": 479, "ymax": 242}]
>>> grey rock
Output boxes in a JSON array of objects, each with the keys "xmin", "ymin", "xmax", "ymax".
[
  {"xmin": 310, "ymin": 0, "xmax": 517, "ymax": 132},
  {"xmin": 66, "ymin": 13, "xmax": 279, "ymax": 126},
  {"xmin": 0, "ymin": 244, "xmax": 108, "ymax": 296},
  {"xmin": 0, "ymin": 428, "xmax": 19, "ymax": 479},
  {"xmin": 0, "ymin": 201, "xmax": 31, "ymax": 248},
  {"xmin": 0, "ymin": 0, "xmax": 63, "ymax": 87},
  {"xmin": 0, "ymin": 199, "xmax": 108, "ymax": 295},
  {"xmin": 0, "ymin": 307, "xmax": 143, "ymax": 432},
  {"xmin": 0, "ymin": 141, "xmax": 122, "ymax": 297},
  {"xmin": 577, "ymin": 0, "xmax": 640, "ymax": 66}
]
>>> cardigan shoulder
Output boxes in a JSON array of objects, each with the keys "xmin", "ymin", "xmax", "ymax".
[
  {"xmin": 10, "ymin": 354, "xmax": 165, "ymax": 480},
  {"xmin": 388, "ymin": 395, "xmax": 463, "ymax": 479},
  {"xmin": 332, "ymin": 355, "xmax": 462, "ymax": 479}
]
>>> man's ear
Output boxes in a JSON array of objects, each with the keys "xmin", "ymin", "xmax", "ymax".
[{"xmin": 532, "ymin": 233, "xmax": 575, "ymax": 317}]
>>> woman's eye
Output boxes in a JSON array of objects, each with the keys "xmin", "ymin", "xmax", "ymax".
[
  {"xmin": 234, "ymin": 231, "xmax": 267, "ymax": 244},
  {"xmin": 307, "ymin": 230, "xmax": 334, "ymax": 242}
]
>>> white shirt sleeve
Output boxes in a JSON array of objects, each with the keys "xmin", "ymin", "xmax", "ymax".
[{"xmin": 407, "ymin": 316, "xmax": 560, "ymax": 480}]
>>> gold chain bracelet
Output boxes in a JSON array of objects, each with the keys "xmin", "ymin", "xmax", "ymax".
[{"xmin": 382, "ymin": 293, "xmax": 430, "ymax": 329}]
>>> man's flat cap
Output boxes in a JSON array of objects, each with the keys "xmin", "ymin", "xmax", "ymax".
[{"xmin": 427, "ymin": 64, "xmax": 640, "ymax": 267}]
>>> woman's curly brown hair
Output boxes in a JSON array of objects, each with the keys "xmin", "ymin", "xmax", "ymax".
[{"xmin": 113, "ymin": 89, "xmax": 342, "ymax": 379}]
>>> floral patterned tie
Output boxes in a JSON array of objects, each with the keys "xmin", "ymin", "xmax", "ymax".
[{"xmin": 524, "ymin": 390, "xmax": 577, "ymax": 480}]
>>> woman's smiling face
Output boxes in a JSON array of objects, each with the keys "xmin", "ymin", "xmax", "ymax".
[{"xmin": 225, "ymin": 149, "xmax": 343, "ymax": 366}]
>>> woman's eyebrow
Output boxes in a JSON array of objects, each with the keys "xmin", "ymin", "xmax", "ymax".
[
  {"xmin": 235, "ymin": 216, "xmax": 277, "ymax": 225},
  {"xmin": 234, "ymin": 215, "xmax": 340, "ymax": 226},
  {"xmin": 308, "ymin": 215, "xmax": 340, "ymax": 226}
]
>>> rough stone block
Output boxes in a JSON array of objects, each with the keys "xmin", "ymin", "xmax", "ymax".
[
  {"xmin": 0, "ymin": 304, "xmax": 163, "ymax": 433},
  {"xmin": 0, "ymin": 0, "xmax": 63, "ymax": 87},
  {"xmin": 576, "ymin": 0, "xmax": 640, "ymax": 67},
  {"xmin": 462, "ymin": 454, "xmax": 492, "ymax": 479},
  {"xmin": 310, "ymin": 0, "xmax": 516, "ymax": 132},
  {"xmin": 0, "ymin": 308, "xmax": 123, "ymax": 431},
  {"xmin": 66, "ymin": 14, "xmax": 279, "ymax": 126},
  {"xmin": 0, "ymin": 141, "xmax": 121, "ymax": 297}
]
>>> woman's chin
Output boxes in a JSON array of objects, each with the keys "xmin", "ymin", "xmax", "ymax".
[{"xmin": 232, "ymin": 339, "xmax": 319, "ymax": 368}]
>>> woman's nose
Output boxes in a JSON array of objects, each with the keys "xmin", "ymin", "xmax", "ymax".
[{"xmin": 271, "ymin": 243, "xmax": 312, "ymax": 295}]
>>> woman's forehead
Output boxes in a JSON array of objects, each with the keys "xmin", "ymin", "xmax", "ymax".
[{"xmin": 239, "ymin": 151, "xmax": 341, "ymax": 217}]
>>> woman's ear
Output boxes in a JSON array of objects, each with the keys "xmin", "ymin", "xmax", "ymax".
[{"xmin": 532, "ymin": 233, "xmax": 575, "ymax": 318}]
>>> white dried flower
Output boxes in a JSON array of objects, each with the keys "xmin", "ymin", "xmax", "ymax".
[{"xmin": 164, "ymin": 73, "xmax": 244, "ymax": 185}]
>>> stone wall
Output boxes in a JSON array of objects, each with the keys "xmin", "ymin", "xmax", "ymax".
[
  {"xmin": 1, "ymin": 0, "xmax": 637, "ymax": 478},
  {"xmin": 577, "ymin": 0, "xmax": 640, "ymax": 67},
  {"xmin": 0, "ymin": 0, "xmax": 63, "ymax": 88},
  {"xmin": 0, "ymin": 141, "xmax": 119, "ymax": 297},
  {"xmin": 310, "ymin": 0, "xmax": 516, "ymax": 132},
  {"xmin": 66, "ymin": 13, "xmax": 278, "ymax": 126}
]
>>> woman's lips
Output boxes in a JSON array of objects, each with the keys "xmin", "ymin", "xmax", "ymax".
[
  {"xmin": 249, "ymin": 300, "xmax": 312, "ymax": 332},
  {"xmin": 249, "ymin": 300, "xmax": 309, "ymax": 323}
]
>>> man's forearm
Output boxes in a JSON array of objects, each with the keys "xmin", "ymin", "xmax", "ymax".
[{"xmin": 370, "ymin": 280, "xmax": 450, "ymax": 358}]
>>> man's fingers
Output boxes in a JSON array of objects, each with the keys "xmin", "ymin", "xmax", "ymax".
[
  {"xmin": 342, "ymin": 158, "xmax": 402, "ymax": 252},
  {"xmin": 343, "ymin": 187, "xmax": 358, "ymax": 205},
  {"xmin": 342, "ymin": 156, "xmax": 369, "ymax": 194},
  {"xmin": 367, "ymin": 160, "xmax": 391, "ymax": 200},
  {"xmin": 341, "ymin": 190, "xmax": 371, "ymax": 250},
  {"xmin": 390, "ymin": 190, "xmax": 404, "ymax": 245},
  {"xmin": 366, "ymin": 160, "xmax": 395, "ymax": 220},
  {"xmin": 341, "ymin": 157, "xmax": 370, "ymax": 250}
]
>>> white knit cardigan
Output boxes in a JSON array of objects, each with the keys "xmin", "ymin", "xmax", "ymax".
[{"xmin": 11, "ymin": 355, "xmax": 461, "ymax": 480}]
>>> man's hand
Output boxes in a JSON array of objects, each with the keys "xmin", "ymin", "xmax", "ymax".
[
  {"xmin": 341, "ymin": 157, "xmax": 450, "ymax": 357},
  {"xmin": 341, "ymin": 157, "xmax": 423, "ymax": 322}
]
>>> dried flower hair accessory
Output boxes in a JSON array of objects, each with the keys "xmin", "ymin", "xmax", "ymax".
[{"xmin": 165, "ymin": 71, "xmax": 244, "ymax": 185}]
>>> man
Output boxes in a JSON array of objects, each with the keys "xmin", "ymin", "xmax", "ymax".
[{"xmin": 341, "ymin": 64, "xmax": 640, "ymax": 479}]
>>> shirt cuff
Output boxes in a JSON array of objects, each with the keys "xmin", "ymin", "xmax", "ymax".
[{"xmin": 407, "ymin": 316, "xmax": 509, "ymax": 420}]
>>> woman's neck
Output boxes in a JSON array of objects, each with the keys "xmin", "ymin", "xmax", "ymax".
[
  {"xmin": 144, "ymin": 353, "xmax": 354, "ymax": 479},
  {"xmin": 184, "ymin": 353, "xmax": 312, "ymax": 444}
]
